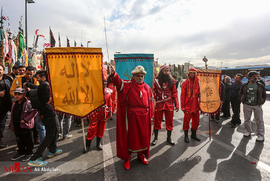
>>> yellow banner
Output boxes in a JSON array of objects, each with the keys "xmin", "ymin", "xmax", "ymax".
[
  {"xmin": 197, "ymin": 69, "xmax": 221, "ymax": 114},
  {"xmin": 46, "ymin": 47, "xmax": 104, "ymax": 117}
]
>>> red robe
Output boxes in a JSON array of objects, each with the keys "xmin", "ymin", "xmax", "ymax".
[
  {"xmin": 108, "ymin": 83, "xmax": 116, "ymax": 113},
  {"xmin": 86, "ymin": 88, "xmax": 112, "ymax": 140},
  {"xmin": 154, "ymin": 79, "xmax": 179, "ymax": 111},
  {"xmin": 181, "ymin": 77, "xmax": 200, "ymax": 113},
  {"xmin": 111, "ymin": 73, "xmax": 153, "ymax": 160}
]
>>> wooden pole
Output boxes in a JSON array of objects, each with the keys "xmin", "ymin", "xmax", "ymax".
[
  {"xmin": 209, "ymin": 115, "xmax": 211, "ymax": 140},
  {"xmin": 82, "ymin": 118, "xmax": 86, "ymax": 151}
]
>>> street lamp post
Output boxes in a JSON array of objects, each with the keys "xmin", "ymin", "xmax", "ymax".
[
  {"xmin": 25, "ymin": 0, "xmax": 35, "ymax": 50},
  {"xmin": 202, "ymin": 56, "xmax": 208, "ymax": 69},
  {"xmin": 87, "ymin": 41, "xmax": 91, "ymax": 47}
]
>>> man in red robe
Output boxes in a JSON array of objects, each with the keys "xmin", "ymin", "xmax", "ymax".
[
  {"xmin": 181, "ymin": 68, "xmax": 201, "ymax": 143},
  {"xmin": 83, "ymin": 78, "xmax": 112, "ymax": 153},
  {"xmin": 109, "ymin": 64, "xmax": 154, "ymax": 170},
  {"xmin": 152, "ymin": 65, "xmax": 179, "ymax": 146}
]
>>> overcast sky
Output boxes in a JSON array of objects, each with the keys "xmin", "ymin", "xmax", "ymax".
[{"xmin": 1, "ymin": 0, "xmax": 270, "ymax": 68}]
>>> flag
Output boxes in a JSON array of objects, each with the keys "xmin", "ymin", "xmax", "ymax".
[
  {"xmin": 35, "ymin": 29, "xmax": 39, "ymax": 35},
  {"xmin": 67, "ymin": 37, "xmax": 70, "ymax": 47},
  {"xmin": 197, "ymin": 69, "xmax": 222, "ymax": 114},
  {"xmin": 50, "ymin": 28, "xmax": 56, "ymax": 47},
  {"xmin": 114, "ymin": 53, "xmax": 154, "ymax": 88},
  {"xmin": 45, "ymin": 47, "xmax": 104, "ymax": 118},
  {"xmin": 74, "ymin": 40, "xmax": 77, "ymax": 47},
  {"xmin": 58, "ymin": 33, "xmax": 61, "ymax": 47},
  {"xmin": 18, "ymin": 31, "xmax": 24, "ymax": 59}
]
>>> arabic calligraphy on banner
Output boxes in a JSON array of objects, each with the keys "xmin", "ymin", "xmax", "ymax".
[
  {"xmin": 197, "ymin": 69, "xmax": 221, "ymax": 114},
  {"xmin": 114, "ymin": 54, "xmax": 154, "ymax": 88},
  {"xmin": 46, "ymin": 47, "xmax": 104, "ymax": 117}
]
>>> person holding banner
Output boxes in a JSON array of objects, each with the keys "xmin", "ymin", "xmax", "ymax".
[
  {"xmin": 109, "ymin": 64, "xmax": 154, "ymax": 170},
  {"xmin": 83, "ymin": 78, "xmax": 112, "ymax": 153},
  {"xmin": 181, "ymin": 68, "xmax": 201, "ymax": 143},
  {"xmin": 152, "ymin": 65, "xmax": 179, "ymax": 146}
]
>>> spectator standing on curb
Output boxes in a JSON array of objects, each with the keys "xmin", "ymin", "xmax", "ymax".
[
  {"xmin": 0, "ymin": 64, "xmax": 12, "ymax": 149},
  {"xmin": 221, "ymin": 76, "xmax": 232, "ymax": 118},
  {"xmin": 10, "ymin": 88, "xmax": 38, "ymax": 161},
  {"xmin": 229, "ymin": 73, "xmax": 243, "ymax": 128},
  {"xmin": 239, "ymin": 71, "xmax": 266, "ymax": 141}
]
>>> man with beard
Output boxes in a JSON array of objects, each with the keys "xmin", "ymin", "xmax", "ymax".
[
  {"xmin": 109, "ymin": 64, "xmax": 153, "ymax": 170},
  {"xmin": 240, "ymin": 71, "xmax": 266, "ymax": 141},
  {"xmin": 10, "ymin": 65, "xmax": 19, "ymax": 79},
  {"xmin": 181, "ymin": 68, "xmax": 201, "ymax": 143},
  {"xmin": 152, "ymin": 65, "xmax": 179, "ymax": 146}
]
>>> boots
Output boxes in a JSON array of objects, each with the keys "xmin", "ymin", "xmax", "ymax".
[
  {"xmin": 151, "ymin": 129, "xmax": 159, "ymax": 145},
  {"xmin": 184, "ymin": 130, "xmax": 190, "ymax": 143},
  {"xmin": 191, "ymin": 129, "xmax": 201, "ymax": 141},
  {"xmin": 96, "ymin": 137, "xmax": 103, "ymax": 150},
  {"xmin": 124, "ymin": 152, "xmax": 131, "ymax": 170},
  {"xmin": 83, "ymin": 139, "xmax": 92, "ymax": 153},
  {"xmin": 166, "ymin": 130, "xmax": 175, "ymax": 145}
]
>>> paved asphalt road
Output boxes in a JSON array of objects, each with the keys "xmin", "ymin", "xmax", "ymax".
[{"xmin": 0, "ymin": 90, "xmax": 270, "ymax": 181}]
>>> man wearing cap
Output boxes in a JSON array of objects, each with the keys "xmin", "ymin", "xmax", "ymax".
[
  {"xmin": 181, "ymin": 68, "xmax": 201, "ymax": 143},
  {"xmin": 109, "ymin": 64, "xmax": 153, "ymax": 170},
  {"xmin": 152, "ymin": 65, "xmax": 179, "ymax": 146},
  {"xmin": 10, "ymin": 66, "xmax": 41, "ymax": 144},
  {"xmin": 240, "ymin": 71, "xmax": 266, "ymax": 141}
]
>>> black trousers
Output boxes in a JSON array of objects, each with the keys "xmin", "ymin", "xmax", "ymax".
[
  {"xmin": 15, "ymin": 128, "xmax": 33, "ymax": 155},
  {"xmin": 222, "ymin": 100, "xmax": 231, "ymax": 117},
  {"xmin": 31, "ymin": 115, "xmax": 59, "ymax": 160},
  {"xmin": 32, "ymin": 121, "xmax": 39, "ymax": 140},
  {"xmin": 230, "ymin": 99, "xmax": 241, "ymax": 125},
  {"xmin": 211, "ymin": 112, "xmax": 220, "ymax": 120}
]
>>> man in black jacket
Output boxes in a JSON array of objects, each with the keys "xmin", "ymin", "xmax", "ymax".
[
  {"xmin": 229, "ymin": 73, "xmax": 243, "ymax": 127},
  {"xmin": 28, "ymin": 70, "xmax": 62, "ymax": 166},
  {"xmin": 211, "ymin": 81, "xmax": 225, "ymax": 122},
  {"xmin": 239, "ymin": 71, "xmax": 266, "ymax": 142},
  {"xmin": 221, "ymin": 76, "xmax": 232, "ymax": 118},
  {"xmin": 0, "ymin": 64, "xmax": 12, "ymax": 149}
]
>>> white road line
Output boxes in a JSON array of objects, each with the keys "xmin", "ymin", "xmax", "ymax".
[{"xmin": 103, "ymin": 125, "xmax": 117, "ymax": 181}]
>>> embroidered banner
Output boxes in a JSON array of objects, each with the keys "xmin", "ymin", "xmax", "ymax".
[
  {"xmin": 45, "ymin": 47, "xmax": 104, "ymax": 118},
  {"xmin": 114, "ymin": 53, "xmax": 154, "ymax": 88},
  {"xmin": 197, "ymin": 69, "xmax": 221, "ymax": 114}
]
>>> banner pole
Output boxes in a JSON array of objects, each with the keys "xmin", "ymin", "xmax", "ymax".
[
  {"xmin": 209, "ymin": 114, "xmax": 211, "ymax": 141},
  {"xmin": 82, "ymin": 118, "xmax": 86, "ymax": 151}
]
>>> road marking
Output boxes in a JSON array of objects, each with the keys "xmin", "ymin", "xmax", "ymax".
[{"xmin": 103, "ymin": 125, "xmax": 118, "ymax": 181}]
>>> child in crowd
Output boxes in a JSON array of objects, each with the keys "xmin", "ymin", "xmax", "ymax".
[{"xmin": 10, "ymin": 88, "xmax": 38, "ymax": 161}]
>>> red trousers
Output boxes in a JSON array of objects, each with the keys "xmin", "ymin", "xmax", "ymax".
[
  {"xmin": 86, "ymin": 120, "xmax": 106, "ymax": 140},
  {"xmin": 183, "ymin": 110, "xmax": 200, "ymax": 131},
  {"xmin": 154, "ymin": 110, "xmax": 174, "ymax": 131}
]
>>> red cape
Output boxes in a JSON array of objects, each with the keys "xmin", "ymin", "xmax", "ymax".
[{"xmin": 111, "ymin": 73, "xmax": 153, "ymax": 160}]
